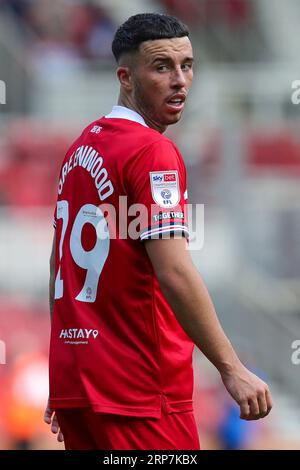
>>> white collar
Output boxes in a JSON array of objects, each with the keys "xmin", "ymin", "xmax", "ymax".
[{"xmin": 105, "ymin": 105, "xmax": 148, "ymax": 127}]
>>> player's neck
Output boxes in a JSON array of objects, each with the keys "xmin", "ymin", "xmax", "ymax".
[{"xmin": 117, "ymin": 97, "xmax": 167, "ymax": 134}]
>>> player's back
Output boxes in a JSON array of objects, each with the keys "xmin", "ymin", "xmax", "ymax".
[{"xmin": 50, "ymin": 110, "xmax": 194, "ymax": 417}]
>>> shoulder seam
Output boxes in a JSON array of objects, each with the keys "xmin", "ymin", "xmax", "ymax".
[{"xmin": 137, "ymin": 136, "xmax": 177, "ymax": 155}]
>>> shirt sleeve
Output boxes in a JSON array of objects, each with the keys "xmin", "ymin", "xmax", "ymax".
[{"xmin": 125, "ymin": 139, "xmax": 189, "ymax": 241}]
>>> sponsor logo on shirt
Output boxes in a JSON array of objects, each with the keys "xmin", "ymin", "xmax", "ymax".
[
  {"xmin": 59, "ymin": 328, "xmax": 99, "ymax": 345},
  {"xmin": 164, "ymin": 174, "xmax": 176, "ymax": 182},
  {"xmin": 152, "ymin": 175, "xmax": 163, "ymax": 182},
  {"xmin": 152, "ymin": 174, "xmax": 177, "ymax": 183},
  {"xmin": 150, "ymin": 171, "xmax": 180, "ymax": 208},
  {"xmin": 90, "ymin": 125, "xmax": 102, "ymax": 134}
]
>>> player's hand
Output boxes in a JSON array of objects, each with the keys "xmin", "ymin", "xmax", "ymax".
[
  {"xmin": 220, "ymin": 363, "xmax": 273, "ymax": 420},
  {"xmin": 44, "ymin": 401, "xmax": 64, "ymax": 442}
]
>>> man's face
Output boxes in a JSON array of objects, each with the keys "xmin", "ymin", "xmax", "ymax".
[{"xmin": 130, "ymin": 36, "xmax": 194, "ymax": 131}]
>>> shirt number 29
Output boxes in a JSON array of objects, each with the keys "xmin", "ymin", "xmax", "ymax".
[{"xmin": 54, "ymin": 200, "xmax": 110, "ymax": 303}]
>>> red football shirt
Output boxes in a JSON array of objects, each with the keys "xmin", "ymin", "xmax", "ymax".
[{"xmin": 49, "ymin": 106, "xmax": 194, "ymax": 417}]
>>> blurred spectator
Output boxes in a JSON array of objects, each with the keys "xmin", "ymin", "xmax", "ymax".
[
  {"xmin": 160, "ymin": 0, "xmax": 202, "ymax": 26},
  {"xmin": 68, "ymin": 3, "xmax": 115, "ymax": 59},
  {"xmin": 0, "ymin": 121, "xmax": 75, "ymax": 207},
  {"xmin": 0, "ymin": 297, "xmax": 51, "ymax": 449},
  {"xmin": 217, "ymin": 402, "xmax": 258, "ymax": 450},
  {"xmin": 1, "ymin": 352, "xmax": 48, "ymax": 449},
  {"xmin": 0, "ymin": 0, "xmax": 116, "ymax": 65},
  {"xmin": 160, "ymin": 0, "xmax": 252, "ymax": 28},
  {"xmin": 204, "ymin": 0, "xmax": 252, "ymax": 26}
]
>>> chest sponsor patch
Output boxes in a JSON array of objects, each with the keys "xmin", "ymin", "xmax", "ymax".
[{"xmin": 150, "ymin": 171, "xmax": 180, "ymax": 208}]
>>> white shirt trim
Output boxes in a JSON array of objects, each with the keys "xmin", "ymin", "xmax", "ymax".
[{"xmin": 105, "ymin": 105, "xmax": 148, "ymax": 127}]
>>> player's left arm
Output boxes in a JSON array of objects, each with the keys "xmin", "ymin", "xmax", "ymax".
[
  {"xmin": 145, "ymin": 237, "xmax": 273, "ymax": 421},
  {"xmin": 44, "ymin": 232, "xmax": 64, "ymax": 443}
]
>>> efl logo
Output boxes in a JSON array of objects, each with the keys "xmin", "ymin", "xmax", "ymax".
[
  {"xmin": 164, "ymin": 174, "xmax": 176, "ymax": 182},
  {"xmin": 0, "ymin": 80, "xmax": 6, "ymax": 105}
]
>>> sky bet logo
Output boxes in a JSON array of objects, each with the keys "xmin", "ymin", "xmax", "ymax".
[
  {"xmin": 152, "ymin": 173, "xmax": 176, "ymax": 183},
  {"xmin": 153, "ymin": 175, "xmax": 163, "ymax": 182},
  {"xmin": 164, "ymin": 174, "xmax": 176, "ymax": 182},
  {"xmin": 0, "ymin": 80, "xmax": 6, "ymax": 105}
]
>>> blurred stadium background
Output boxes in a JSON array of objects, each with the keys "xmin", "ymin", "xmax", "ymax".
[{"xmin": 0, "ymin": 0, "xmax": 299, "ymax": 450}]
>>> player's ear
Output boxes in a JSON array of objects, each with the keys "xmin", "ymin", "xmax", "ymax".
[{"xmin": 117, "ymin": 66, "xmax": 133, "ymax": 92}]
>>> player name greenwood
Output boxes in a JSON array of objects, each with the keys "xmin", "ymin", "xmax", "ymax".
[{"xmin": 58, "ymin": 145, "xmax": 114, "ymax": 201}]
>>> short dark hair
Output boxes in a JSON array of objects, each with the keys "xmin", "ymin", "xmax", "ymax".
[{"xmin": 112, "ymin": 13, "xmax": 189, "ymax": 63}]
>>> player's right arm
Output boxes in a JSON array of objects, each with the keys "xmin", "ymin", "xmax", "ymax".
[
  {"xmin": 44, "ymin": 231, "xmax": 64, "ymax": 443},
  {"xmin": 145, "ymin": 237, "xmax": 273, "ymax": 421},
  {"xmin": 49, "ymin": 232, "xmax": 56, "ymax": 321}
]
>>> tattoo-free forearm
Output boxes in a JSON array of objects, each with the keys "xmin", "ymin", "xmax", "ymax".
[{"xmin": 157, "ymin": 262, "xmax": 240, "ymax": 374}]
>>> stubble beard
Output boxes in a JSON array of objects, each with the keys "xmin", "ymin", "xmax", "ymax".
[{"xmin": 133, "ymin": 81, "xmax": 168, "ymax": 129}]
